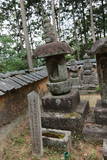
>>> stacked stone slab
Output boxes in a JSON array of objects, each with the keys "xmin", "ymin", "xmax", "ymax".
[
  {"xmin": 103, "ymin": 139, "xmax": 107, "ymax": 160},
  {"xmin": 83, "ymin": 38, "xmax": 107, "ymax": 140},
  {"xmin": 69, "ymin": 60, "xmax": 81, "ymax": 89},
  {"xmin": 80, "ymin": 53, "xmax": 98, "ymax": 91},
  {"xmin": 34, "ymin": 17, "xmax": 89, "ymax": 133}
]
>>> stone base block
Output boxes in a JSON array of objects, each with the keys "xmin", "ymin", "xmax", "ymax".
[
  {"xmin": 47, "ymin": 79, "xmax": 72, "ymax": 95},
  {"xmin": 94, "ymin": 100, "xmax": 107, "ymax": 125},
  {"xmin": 42, "ymin": 128, "xmax": 71, "ymax": 152},
  {"xmin": 42, "ymin": 100, "xmax": 89, "ymax": 133},
  {"xmin": 80, "ymin": 84, "xmax": 96, "ymax": 90},
  {"xmin": 103, "ymin": 139, "xmax": 107, "ymax": 160},
  {"xmin": 71, "ymin": 78, "xmax": 80, "ymax": 86},
  {"xmin": 83, "ymin": 123, "xmax": 107, "ymax": 140},
  {"xmin": 80, "ymin": 89, "xmax": 97, "ymax": 95},
  {"xmin": 42, "ymin": 91, "xmax": 80, "ymax": 113}
]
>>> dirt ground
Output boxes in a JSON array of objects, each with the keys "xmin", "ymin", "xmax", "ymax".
[{"xmin": 0, "ymin": 94, "xmax": 103, "ymax": 160}]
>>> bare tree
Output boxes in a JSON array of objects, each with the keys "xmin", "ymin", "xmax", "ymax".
[{"xmin": 20, "ymin": 0, "xmax": 33, "ymax": 71}]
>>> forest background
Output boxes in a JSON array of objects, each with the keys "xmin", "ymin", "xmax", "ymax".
[{"xmin": 0, "ymin": 0, "xmax": 107, "ymax": 72}]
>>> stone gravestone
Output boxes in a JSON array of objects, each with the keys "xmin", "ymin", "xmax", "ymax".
[{"xmin": 27, "ymin": 91, "xmax": 43, "ymax": 157}]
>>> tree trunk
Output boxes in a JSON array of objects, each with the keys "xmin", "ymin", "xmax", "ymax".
[
  {"xmin": 101, "ymin": 0, "xmax": 105, "ymax": 37},
  {"xmin": 58, "ymin": 0, "xmax": 61, "ymax": 39},
  {"xmin": 81, "ymin": 0, "xmax": 87, "ymax": 44},
  {"xmin": 14, "ymin": 1, "xmax": 24, "ymax": 52},
  {"xmin": 51, "ymin": 0, "xmax": 57, "ymax": 32},
  {"xmin": 20, "ymin": 0, "xmax": 33, "ymax": 71},
  {"xmin": 90, "ymin": 0, "xmax": 96, "ymax": 43},
  {"xmin": 72, "ymin": 3, "xmax": 79, "ymax": 60}
]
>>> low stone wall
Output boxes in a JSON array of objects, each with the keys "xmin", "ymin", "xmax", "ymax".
[{"xmin": 0, "ymin": 68, "xmax": 48, "ymax": 127}]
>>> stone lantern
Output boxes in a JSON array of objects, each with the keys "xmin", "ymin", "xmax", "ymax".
[
  {"xmin": 83, "ymin": 38, "xmax": 107, "ymax": 139},
  {"xmin": 89, "ymin": 38, "xmax": 107, "ymax": 123},
  {"xmin": 34, "ymin": 17, "xmax": 89, "ymax": 133},
  {"xmin": 82, "ymin": 39, "xmax": 107, "ymax": 160},
  {"xmin": 89, "ymin": 38, "xmax": 107, "ymax": 107}
]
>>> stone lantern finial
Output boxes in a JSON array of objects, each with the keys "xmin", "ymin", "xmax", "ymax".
[{"xmin": 42, "ymin": 16, "xmax": 58, "ymax": 43}]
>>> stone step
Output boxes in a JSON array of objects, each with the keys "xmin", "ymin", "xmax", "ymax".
[
  {"xmin": 75, "ymin": 100, "xmax": 89, "ymax": 118},
  {"xmin": 103, "ymin": 139, "xmax": 107, "ymax": 160},
  {"xmin": 94, "ymin": 106, "xmax": 107, "ymax": 125},
  {"xmin": 83, "ymin": 123, "xmax": 107, "ymax": 140}
]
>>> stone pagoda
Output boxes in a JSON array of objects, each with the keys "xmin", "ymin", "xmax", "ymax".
[
  {"xmin": 80, "ymin": 53, "xmax": 98, "ymax": 90},
  {"xmin": 34, "ymin": 17, "xmax": 89, "ymax": 133}
]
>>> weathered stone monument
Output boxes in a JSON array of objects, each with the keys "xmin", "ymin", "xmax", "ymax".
[
  {"xmin": 34, "ymin": 16, "xmax": 89, "ymax": 133},
  {"xmin": 27, "ymin": 91, "xmax": 43, "ymax": 157},
  {"xmin": 69, "ymin": 60, "xmax": 81, "ymax": 89},
  {"xmin": 80, "ymin": 53, "xmax": 98, "ymax": 91},
  {"xmin": 83, "ymin": 38, "xmax": 107, "ymax": 138}
]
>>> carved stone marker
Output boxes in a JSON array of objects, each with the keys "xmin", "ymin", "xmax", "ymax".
[{"xmin": 27, "ymin": 91, "xmax": 43, "ymax": 157}]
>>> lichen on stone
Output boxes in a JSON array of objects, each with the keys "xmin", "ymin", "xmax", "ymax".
[
  {"xmin": 64, "ymin": 112, "xmax": 81, "ymax": 119},
  {"xmin": 42, "ymin": 131, "xmax": 65, "ymax": 139}
]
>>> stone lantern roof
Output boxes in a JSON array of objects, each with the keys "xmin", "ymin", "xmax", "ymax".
[
  {"xmin": 88, "ymin": 38, "xmax": 107, "ymax": 55},
  {"xmin": 33, "ymin": 41, "xmax": 73, "ymax": 58}
]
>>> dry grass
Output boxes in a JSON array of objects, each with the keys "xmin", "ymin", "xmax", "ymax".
[
  {"xmin": 81, "ymin": 94, "xmax": 101, "ymax": 107},
  {"xmin": 0, "ymin": 94, "xmax": 103, "ymax": 160},
  {"xmin": 0, "ymin": 117, "xmax": 103, "ymax": 160}
]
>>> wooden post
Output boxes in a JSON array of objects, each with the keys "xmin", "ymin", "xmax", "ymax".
[
  {"xmin": 27, "ymin": 91, "xmax": 43, "ymax": 157},
  {"xmin": 20, "ymin": 0, "xmax": 33, "ymax": 71}
]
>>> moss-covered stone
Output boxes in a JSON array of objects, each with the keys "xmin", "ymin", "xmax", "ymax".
[
  {"xmin": 43, "ymin": 131, "xmax": 65, "ymax": 139},
  {"xmin": 64, "ymin": 112, "xmax": 81, "ymax": 119}
]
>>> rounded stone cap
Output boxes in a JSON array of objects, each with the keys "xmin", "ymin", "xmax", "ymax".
[
  {"xmin": 83, "ymin": 53, "xmax": 90, "ymax": 59},
  {"xmin": 88, "ymin": 38, "xmax": 107, "ymax": 55},
  {"xmin": 33, "ymin": 41, "xmax": 73, "ymax": 58}
]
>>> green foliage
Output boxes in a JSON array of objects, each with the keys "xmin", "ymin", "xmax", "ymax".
[
  {"xmin": 86, "ymin": 150, "xmax": 98, "ymax": 160},
  {"xmin": 0, "ymin": 35, "xmax": 28, "ymax": 72},
  {"xmin": 96, "ymin": 85, "xmax": 101, "ymax": 93},
  {"xmin": 65, "ymin": 54, "xmax": 75, "ymax": 62}
]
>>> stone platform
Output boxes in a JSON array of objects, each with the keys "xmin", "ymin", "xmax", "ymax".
[
  {"xmin": 83, "ymin": 109, "xmax": 107, "ymax": 140},
  {"xmin": 42, "ymin": 100, "xmax": 89, "ymax": 133},
  {"xmin": 94, "ymin": 100, "xmax": 107, "ymax": 125},
  {"xmin": 42, "ymin": 91, "xmax": 80, "ymax": 113},
  {"xmin": 83, "ymin": 123, "xmax": 107, "ymax": 140},
  {"xmin": 103, "ymin": 139, "xmax": 107, "ymax": 160}
]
